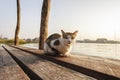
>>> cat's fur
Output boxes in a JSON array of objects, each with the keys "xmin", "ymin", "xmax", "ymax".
[{"xmin": 44, "ymin": 30, "xmax": 78, "ymax": 56}]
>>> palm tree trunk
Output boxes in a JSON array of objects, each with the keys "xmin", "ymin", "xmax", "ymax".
[
  {"xmin": 14, "ymin": 0, "xmax": 20, "ymax": 46},
  {"xmin": 39, "ymin": 0, "xmax": 51, "ymax": 49}
]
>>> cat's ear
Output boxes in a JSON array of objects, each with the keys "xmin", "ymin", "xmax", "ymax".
[
  {"xmin": 73, "ymin": 30, "xmax": 78, "ymax": 36},
  {"xmin": 61, "ymin": 30, "xmax": 65, "ymax": 35}
]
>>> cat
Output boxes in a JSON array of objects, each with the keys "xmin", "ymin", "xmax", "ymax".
[{"xmin": 44, "ymin": 30, "xmax": 78, "ymax": 56}]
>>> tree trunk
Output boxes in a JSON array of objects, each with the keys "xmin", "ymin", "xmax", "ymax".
[
  {"xmin": 14, "ymin": 0, "xmax": 20, "ymax": 46},
  {"xmin": 39, "ymin": 0, "xmax": 51, "ymax": 49}
]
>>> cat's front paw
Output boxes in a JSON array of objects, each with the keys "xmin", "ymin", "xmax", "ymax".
[{"xmin": 59, "ymin": 53, "xmax": 71, "ymax": 57}]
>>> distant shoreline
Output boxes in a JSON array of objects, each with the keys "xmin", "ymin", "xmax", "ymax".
[{"xmin": 76, "ymin": 40, "xmax": 120, "ymax": 44}]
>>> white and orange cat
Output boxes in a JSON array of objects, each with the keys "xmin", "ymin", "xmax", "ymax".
[{"xmin": 44, "ymin": 30, "xmax": 78, "ymax": 56}]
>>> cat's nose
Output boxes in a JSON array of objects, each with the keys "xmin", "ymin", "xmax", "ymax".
[{"xmin": 68, "ymin": 41, "xmax": 71, "ymax": 44}]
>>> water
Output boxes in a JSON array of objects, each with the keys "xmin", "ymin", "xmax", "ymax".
[
  {"xmin": 22, "ymin": 43, "xmax": 120, "ymax": 60},
  {"xmin": 72, "ymin": 43, "xmax": 120, "ymax": 60}
]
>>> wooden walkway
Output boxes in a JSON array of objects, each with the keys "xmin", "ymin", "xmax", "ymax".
[
  {"xmin": 0, "ymin": 46, "xmax": 30, "ymax": 80},
  {"xmin": 0, "ymin": 45, "xmax": 120, "ymax": 80}
]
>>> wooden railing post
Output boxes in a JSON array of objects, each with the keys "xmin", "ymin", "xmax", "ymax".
[
  {"xmin": 14, "ymin": 0, "xmax": 21, "ymax": 46},
  {"xmin": 39, "ymin": 0, "xmax": 51, "ymax": 49}
]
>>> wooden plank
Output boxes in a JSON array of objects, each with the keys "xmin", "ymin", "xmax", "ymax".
[
  {"xmin": 56, "ymin": 55, "xmax": 120, "ymax": 77},
  {"xmin": 0, "ymin": 46, "xmax": 30, "ymax": 80},
  {"xmin": 105, "ymin": 61, "xmax": 120, "ymax": 78},
  {"xmin": 11, "ymin": 45, "xmax": 120, "ymax": 79},
  {"xmin": 4, "ymin": 45, "xmax": 96, "ymax": 80},
  {"xmin": 55, "ymin": 56, "xmax": 116, "ymax": 75}
]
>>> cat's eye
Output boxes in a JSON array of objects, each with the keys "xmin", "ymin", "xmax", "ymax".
[
  {"xmin": 64, "ymin": 37, "xmax": 68, "ymax": 39},
  {"xmin": 71, "ymin": 37, "xmax": 74, "ymax": 39}
]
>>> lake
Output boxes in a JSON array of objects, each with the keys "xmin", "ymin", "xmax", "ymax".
[{"xmin": 22, "ymin": 43, "xmax": 120, "ymax": 60}]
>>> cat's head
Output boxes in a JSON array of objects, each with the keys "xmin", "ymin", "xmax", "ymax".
[{"xmin": 61, "ymin": 30, "xmax": 78, "ymax": 45}]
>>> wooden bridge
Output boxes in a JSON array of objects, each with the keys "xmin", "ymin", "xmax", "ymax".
[{"xmin": 0, "ymin": 45, "xmax": 120, "ymax": 80}]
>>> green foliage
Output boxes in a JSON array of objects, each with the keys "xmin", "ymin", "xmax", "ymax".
[
  {"xmin": 0, "ymin": 39, "xmax": 26, "ymax": 45},
  {"xmin": 19, "ymin": 39, "xmax": 26, "ymax": 44},
  {"xmin": 5, "ymin": 39, "xmax": 14, "ymax": 45},
  {"xmin": 0, "ymin": 39, "xmax": 5, "ymax": 43}
]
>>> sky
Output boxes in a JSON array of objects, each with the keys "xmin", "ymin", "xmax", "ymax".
[{"xmin": 0, "ymin": 0, "xmax": 120, "ymax": 40}]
